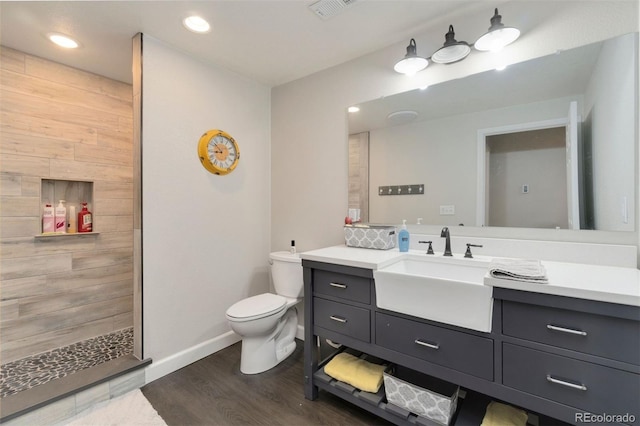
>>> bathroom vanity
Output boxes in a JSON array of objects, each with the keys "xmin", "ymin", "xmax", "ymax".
[{"xmin": 302, "ymin": 245, "xmax": 640, "ymax": 425}]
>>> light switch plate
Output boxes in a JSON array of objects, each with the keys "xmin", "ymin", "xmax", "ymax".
[{"xmin": 439, "ymin": 205, "xmax": 455, "ymax": 215}]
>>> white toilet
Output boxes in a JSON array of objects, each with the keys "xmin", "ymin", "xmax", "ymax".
[{"xmin": 225, "ymin": 251, "xmax": 303, "ymax": 374}]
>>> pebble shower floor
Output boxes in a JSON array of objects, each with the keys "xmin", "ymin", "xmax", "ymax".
[{"xmin": 0, "ymin": 327, "xmax": 133, "ymax": 398}]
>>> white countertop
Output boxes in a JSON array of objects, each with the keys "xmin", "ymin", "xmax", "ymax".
[
  {"xmin": 301, "ymin": 244, "xmax": 404, "ymax": 270},
  {"xmin": 301, "ymin": 245, "xmax": 640, "ymax": 307},
  {"xmin": 485, "ymin": 260, "xmax": 640, "ymax": 307}
]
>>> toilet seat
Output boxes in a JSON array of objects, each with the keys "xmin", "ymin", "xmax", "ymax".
[{"xmin": 226, "ymin": 293, "xmax": 287, "ymax": 323}]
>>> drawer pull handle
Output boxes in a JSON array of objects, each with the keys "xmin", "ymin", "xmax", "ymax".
[
  {"xmin": 414, "ymin": 339, "xmax": 440, "ymax": 350},
  {"xmin": 330, "ymin": 315, "xmax": 347, "ymax": 323},
  {"xmin": 546, "ymin": 324, "xmax": 587, "ymax": 336},
  {"xmin": 546, "ymin": 375, "xmax": 587, "ymax": 391},
  {"xmin": 329, "ymin": 282, "xmax": 347, "ymax": 289}
]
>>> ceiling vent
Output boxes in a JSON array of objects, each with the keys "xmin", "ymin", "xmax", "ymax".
[
  {"xmin": 387, "ymin": 110, "xmax": 419, "ymax": 126},
  {"xmin": 309, "ymin": 0, "xmax": 359, "ymax": 20}
]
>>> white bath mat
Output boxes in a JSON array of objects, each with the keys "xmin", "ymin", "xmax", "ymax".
[{"xmin": 64, "ymin": 389, "xmax": 166, "ymax": 426}]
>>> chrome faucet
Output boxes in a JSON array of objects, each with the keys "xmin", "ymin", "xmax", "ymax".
[{"xmin": 441, "ymin": 227, "xmax": 452, "ymax": 256}]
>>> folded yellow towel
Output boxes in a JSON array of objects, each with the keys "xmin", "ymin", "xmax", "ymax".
[
  {"xmin": 481, "ymin": 401, "xmax": 528, "ymax": 426},
  {"xmin": 323, "ymin": 353, "xmax": 386, "ymax": 393}
]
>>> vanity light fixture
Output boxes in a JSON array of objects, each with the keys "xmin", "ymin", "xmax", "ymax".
[
  {"xmin": 393, "ymin": 39, "xmax": 428, "ymax": 76},
  {"xmin": 47, "ymin": 33, "xmax": 79, "ymax": 49},
  {"xmin": 183, "ymin": 15, "xmax": 211, "ymax": 33},
  {"xmin": 474, "ymin": 8, "xmax": 520, "ymax": 52},
  {"xmin": 431, "ymin": 25, "xmax": 471, "ymax": 64},
  {"xmin": 393, "ymin": 8, "xmax": 521, "ymax": 74},
  {"xmin": 348, "ymin": 106, "xmax": 360, "ymax": 113}
]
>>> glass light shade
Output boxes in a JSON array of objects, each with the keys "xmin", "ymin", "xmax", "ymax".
[
  {"xmin": 475, "ymin": 27, "xmax": 520, "ymax": 52},
  {"xmin": 431, "ymin": 25, "xmax": 470, "ymax": 64},
  {"xmin": 394, "ymin": 38, "xmax": 428, "ymax": 75},
  {"xmin": 474, "ymin": 8, "xmax": 520, "ymax": 52},
  {"xmin": 394, "ymin": 56, "xmax": 429, "ymax": 75},
  {"xmin": 431, "ymin": 44, "xmax": 471, "ymax": 64}
]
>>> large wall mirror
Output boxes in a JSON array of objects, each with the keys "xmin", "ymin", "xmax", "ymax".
[{"xmin": 348, "ymin": 32, "xmax": 638, "ymax": 233}]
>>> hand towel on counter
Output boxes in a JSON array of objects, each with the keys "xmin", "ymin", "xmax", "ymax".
[
  {"xmin": 481, "ymin": 401, "xmax": 528, "ymax": 426},
  {"xmin": 488, "ymin": 258, "xmax": 548, "ymax": 284},
  {"xmin": 323, "ymin": 352, "xmax": 386, "ymax": 393}
]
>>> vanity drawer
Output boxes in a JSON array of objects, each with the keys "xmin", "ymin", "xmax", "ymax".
[
  {"xmin": 313, "ymin": 270, "xmax": 371, "ymax": 305},
  {"xmin": 375, "ymin": 312, "xmax": 493, "ymax": 381},
  {"xmin": 314, "ymin": 298, "xmax": 370, "ymax": 342},
  {"xmin": 502, "ymin": 301, "xmax": 640, "ymax": 365},
  {"xmin": 503, "ymin": 343, "xmax": 640, "ymax": 420}
]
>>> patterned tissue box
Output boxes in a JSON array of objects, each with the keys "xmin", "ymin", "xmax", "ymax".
[
  {"xmin": 384, "ymin": 366, "xmax": 459, "ymax": 425},
  {"xmin": 344, "ymin": 224, "xmax": 396, "ymax": 250}
]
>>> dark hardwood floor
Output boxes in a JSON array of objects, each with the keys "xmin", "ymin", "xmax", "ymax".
[{"xmin": 142, "ymin": 340, "xmax": 392, "ymax": 426}]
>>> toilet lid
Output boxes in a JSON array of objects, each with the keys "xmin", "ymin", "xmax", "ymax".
[{"xmin": 226, "ymin": 293, "xmax": 287, "ymax": 321}]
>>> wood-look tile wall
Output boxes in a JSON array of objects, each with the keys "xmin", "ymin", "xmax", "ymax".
[
  {"xmin": 348, "ymin": 132, "xmax": 369, "ymax": 223},
  {"xmin": 0, "ymin": 46, "xmax": 134, "ymax": 364}
]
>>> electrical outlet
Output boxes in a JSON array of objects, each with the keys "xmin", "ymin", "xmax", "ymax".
[{"xmin": 439, "ymin": 205, "xmax": 455, "ymax": 215}]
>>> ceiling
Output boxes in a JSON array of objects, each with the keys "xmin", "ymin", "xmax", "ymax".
[{"xmin": 0, "ymin": 0, "xmax": 490, "ymax": 87}]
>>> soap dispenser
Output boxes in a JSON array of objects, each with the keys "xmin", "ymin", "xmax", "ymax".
[
  {"xmin": 398, "ymin": 220, "xmax": 410, "ymax": 252},
  {"xmin": 55, "ymin": 200, "xmax": 67, "ymax": 234}
]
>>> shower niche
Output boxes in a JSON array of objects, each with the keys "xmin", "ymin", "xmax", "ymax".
[{"xmin": 36, "ymin": 178, "xmax": 98, "ymax": 237}]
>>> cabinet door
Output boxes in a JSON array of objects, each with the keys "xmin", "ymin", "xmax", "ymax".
[
  {"xmin": 503, "ymin": 343, "xmax": 640, "ymax": 420},
  {"xmin": 376, "ymin": 313, "xmax": 493, "ymax": 380}
]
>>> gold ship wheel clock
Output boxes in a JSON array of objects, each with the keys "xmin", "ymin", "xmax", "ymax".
[{"xmin": 198, "ymin": 129, "xmax": 240, "ymax": 175}]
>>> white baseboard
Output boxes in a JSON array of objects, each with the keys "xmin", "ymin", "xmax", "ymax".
[
  {"xmin": 146, "ymin": 326, "xmax": 306, "ymax": 384},
  {"xmin": 145, "ymin": 331, "xmax": 241, "ymax": 384}
]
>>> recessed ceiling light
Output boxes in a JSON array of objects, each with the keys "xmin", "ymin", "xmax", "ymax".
[
  {"xmin": 183, "ymin": 16, "xmax": 211, "ymax": 33},
  {"xmin": 47, "ymin": 33, "xmax": 79, "ymax": 49},
  {"xmin": 348, "ymin": 106, "xmax": 360, "ymax": 113}
]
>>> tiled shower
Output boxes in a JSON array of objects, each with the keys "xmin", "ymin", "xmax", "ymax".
[{"xmin": 0, "ymin": 46, "xmax": 136, "ymax": 406}]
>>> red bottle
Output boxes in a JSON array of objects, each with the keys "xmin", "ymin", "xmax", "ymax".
[{"xmin": 78, "ymin": 202, "xmax": 93, "ymax": 233}]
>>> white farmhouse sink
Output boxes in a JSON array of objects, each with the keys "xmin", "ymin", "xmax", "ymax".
[{"xmin": 373, "ymin": 255, "xmax": 493, "ymax": 332}]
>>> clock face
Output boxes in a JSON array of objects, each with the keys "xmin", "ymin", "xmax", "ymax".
[{"xmin": 198, "ymin": 130, "xmax": 240, "ymax": 175}]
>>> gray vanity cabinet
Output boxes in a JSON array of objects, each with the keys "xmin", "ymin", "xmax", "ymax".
[{"xmin": 304, "ymin": 260, "xmax": 640, "ymax": 425}]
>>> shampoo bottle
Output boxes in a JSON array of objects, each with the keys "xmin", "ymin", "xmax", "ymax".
[
  {"xmin": 68, "ymin": 205, "xmax": 77, "ymax": 233},
  {"xmin": 55, "ymin": 200, "xmax": 67, "ymax": 233},
  {"xmin": 290, "ymin": 240, "xmax": 296, "ymax": 254},
  {"xmin": 398, "ymin": 219, "xmax": 410, "ymax": 252},
  {"xmin": 78, "ymin": 203, "xmax": 93, "ymax": 233},
  {"xmin": 42, "ymin": 203, "xmax": 55, "ymax": 234}
]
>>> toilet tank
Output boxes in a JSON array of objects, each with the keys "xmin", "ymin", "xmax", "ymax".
[{"xmin": 270, "ymin": 251, "xmax": 303, "ymax": 298}]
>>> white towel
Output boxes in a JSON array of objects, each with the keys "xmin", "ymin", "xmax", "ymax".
[{"xmin": 488, "ymin": 258, "xmax": 548, "ymax": 284}]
